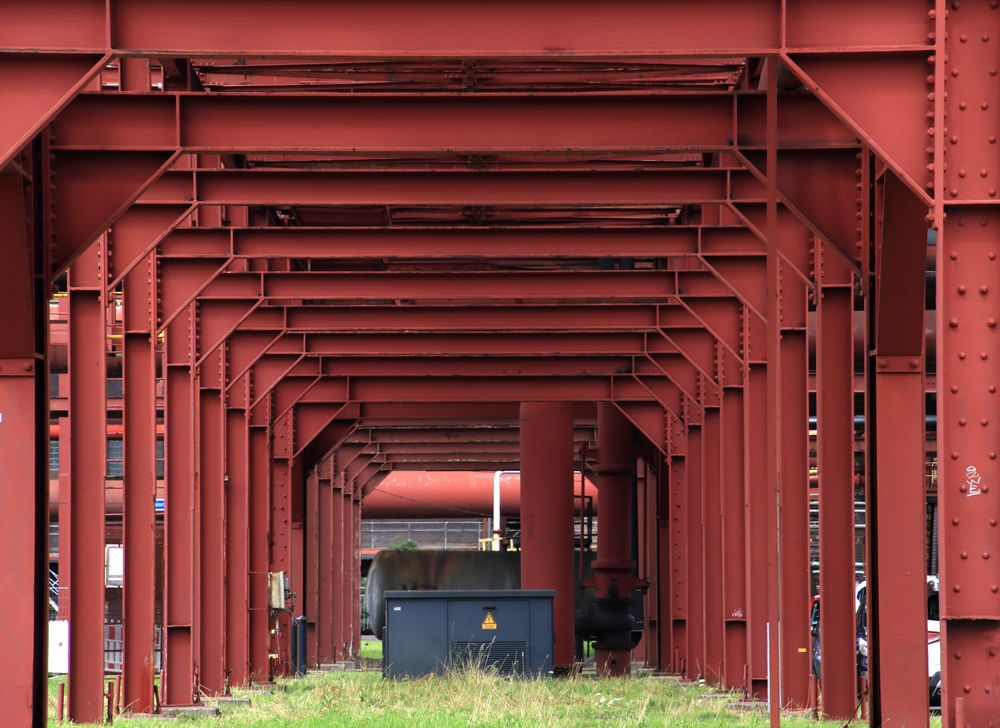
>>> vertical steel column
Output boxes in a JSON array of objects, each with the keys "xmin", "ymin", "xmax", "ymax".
[
  {"xmin": 780, "ymin": 329, "xmax": 811, "ymax": 707},
  {"xmin": 644, "ymin": 459, "xmax": 660, "ymax": 668},
  {"xmin": 163, "ymin": 305, "xmax": 198, "ymax": 705},
  {"xmin": 306, "ymin": 465, "xmax": 320, "ymax": 667},
  {"xmin": 0, "ymin": 167, "xmax": 50, "ymax": 728},
  {"xmin": 331, "ymin": 461, "xmax": 345, "ymax": 658},
  {"xmin": 270, "ymin": 411, "xmax": 293, "ymax": 675},
  {"xmin": 594, "ymin": 402, "xmax": 635, "ymax": 676},
  {"xmin": 199, "ymin": 384, "xmax": 226, "ymax": 695},
  {"xmin": 352, "ymin": 494, "xmax": 362, "ymax": 654},
  {"xmin": 745, "ymin": 365, "xmax": 769, "ymax": 699},
  {"xmin": 816, "ymin": 263, "xmax": 857, "ymax": 719},
  {"xmin": 764, "ymin": 59, "xmax": 783, "ymax": 726},
  {"xmin": 685, "ymin": 426, "xmax": 704, "ymax": 680},
  {"xmin": 317, "ymin": 459, "xmax": 334, "ymax": 665},
  {"xmin": 870, "ymin": 170, "xmax": 930, "ymax": 726},
  {"xmin": 938, "ymin": 211, "xmax": 1000, "ymax": 726},
  {"xmin": 668, "ymin": 442, "xmax": 688, "ymax": 674},
  {"xmin": 68, "ymin": 243, "xmax": 107, "ymax": 723},
  {"xmin": 247, "ymin": 407, "xmax": 271, "ymax": 682},
  {"xmin": 341, "ymin": 481, "xmax": 355, "ymax": 658},
  {"xmin": 122, "ymin": 256, "xmax": 156, "ymax": 713},
  {"xmin": 721, "ymin": 389, "xmax": 748, "ymax": 691},
  {"xmin": 58, "ymin": 415, "xmax": 71, "ymax": 619},
  {"xmin": 702, "ymin": 406, "xmax": 725, "ymax": 684},
  {"xmin": 519, "ymin": 402, "xmax": 576, "ymax": 671},
  {"xmin": 225, "ymin": 400, "xmax": 250, "ymax": 687}
]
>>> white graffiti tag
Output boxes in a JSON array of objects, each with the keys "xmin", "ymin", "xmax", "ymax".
[{"xmin": 966, "ymin": 465, "xmax": 984, "ymax": 497}]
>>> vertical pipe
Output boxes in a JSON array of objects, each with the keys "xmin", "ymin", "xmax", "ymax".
[
  {"xmin": 519, "ymin": 402, "xmax": 576, "ymax": 671},
  {"xmin": 122, "ymin": 260, "xmax": 156, "ymax": 713},
  {"xmin": 594, "ymin": 402, "xmax": 636, "ymax": 676},
  {"xmin": 352, "ymin": 495, "xmax": 362, "ymax": 655},
  {"xmin": 269, "ymin": 412, "xmax": 293, "ymax": 675},
  {"xmin": 721, "ymin": 390, "xmax": 748, "ymax": 691},
  {"xmin": 68, "ymin": 247, "xmax": 107, "ymax": 723},
  {"xmin": 341, "ymin": 484, "xmax": 353, "ymax": 658},
  {"xmin": 701, "ymin": 407, "xmax": 725, "ymax": 684},
  {"xmin": 817, "ymin": 285, "xmax": 858, "ymax": 718}
]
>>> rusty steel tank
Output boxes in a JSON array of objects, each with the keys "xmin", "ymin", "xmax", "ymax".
[{"xmin": 365, "ymin": 549, "xmax": 643, "ymax": 651}]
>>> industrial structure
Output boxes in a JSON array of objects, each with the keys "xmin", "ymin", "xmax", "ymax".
[{"xmin": 0, "ymin": 4, "xmax": 993, "ymax": 727}]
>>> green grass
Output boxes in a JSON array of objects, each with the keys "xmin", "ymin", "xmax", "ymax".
[{"xmin": 47, "ymin": 667, "xmax": 914, "ymax": 728}]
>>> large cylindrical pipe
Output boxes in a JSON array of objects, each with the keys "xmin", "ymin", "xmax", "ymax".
[
  {"xmin": 519, "ymin": 402, "xmax": 576, "ymax": 671},
  {"xmin": 594, "ymin": 402, "xmax": 636, "ymax": 676}
]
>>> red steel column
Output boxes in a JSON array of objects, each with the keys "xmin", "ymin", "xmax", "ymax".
[
  {"xmin": 0, "ymin": 169, "xmax": 50, "ymax": 727},
  {"xmin": 163, "ymin": 306, "xmax": 198, "ymax": 705},
  {"xmin": 331, "ymin": 462, "xmax": 345, "ymax": 658},
  {"xmin": 58, "ymin": 415, "xmax": 72, "ymax": 619},
  {"xmin": 225, "ymin": 401, "xmax": 250, "ymax": 686},
  {"xmin": 702, "ymin": 406, "xmax": 724, "ymax": 684},
  {"xmin": 122, "ymin": 258, "xmax": 157, "ymax": 713},
  {"xmin": 519, "ymin": 402, "xmax": 576, "ymax": 671},
  {"xmin": 199, "ymin": 385, "xmax": 226, "ymax": 695},
  {"xmin": 594, "ymin": 402, "xmax": 635, "ymax": 676},
  {"xmin": 317, "ymin": 459, "xmax": 334, "ymax": 665},
  {"xmin": 68, "ymin": 243, "xmax": 107, "ymax": 723},
  {"xmin": 352, "ymin": 494, "xmax": 362, "ymax": 654},
  {"xmin": 341, "ymin": 481, "xmax": 355, "ymax": 658},
  {"xmin": 817, "ymin": 281, "xmax": 858, "ymax": 719},
  {"xmin": 685, "ymin": 426, "xmax": 704, "ymax": 681},
  {"xmin": 780, "ymin": 329, "xmax": 811, "ymax": 707},
  {"xmin": 745, "ymin": 365, "xmax": 769, "ymax": 699},
  {"xmin": 668, "ymin": 451, "xmax": 688, "ymax": 674},
  {"xmin": 270, "ymin": 411, "xmax": 293, "ymax": 675},
  {"xmin": 247, "ymin": 412, "xmax": 271, "ymax": 682},
  {"xmin": 938, "ymin": 212, "xmax": 1000, "ymax": 726},
  {"xmin": 306, "ymin": 465, "xmax": 320, "ymax": 667},
  {"xmin": 721, "ymin": 389, "xmax": 748, "ymax": 691}
]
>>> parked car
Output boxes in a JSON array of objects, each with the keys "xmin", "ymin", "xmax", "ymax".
[{"xmin": 810, "ymin": 577, "xmax": 940, "ymax": 706}]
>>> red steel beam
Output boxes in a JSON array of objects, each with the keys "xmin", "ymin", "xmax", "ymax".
[
  {"xmin": 317, "ymin": 461, "xmax": 334, "ymax": 665},
  {"xmin": 720, "ymin": 389, "xmax": 748, "ymax": 691},
  {"xmin": 67, "ymin": 246, "xmax": 107, "ymax": 724},
  {"xmin": 685, "ymin": 426, "xmax": 704, "ymax": 680},
  {"xmin": 247, "ymin": 419, "xmax": 271, "ymax": 681},
  {"xmin": 225, "ymin": 403, "xmax": 251, "ymax": 686},
  {"xmin": 56, "ymin": 93, "xmax": 739, "ymax": 153},
  {"xmin": 141, "ymin": 169, "xmax": 739, "ymax": 207}
]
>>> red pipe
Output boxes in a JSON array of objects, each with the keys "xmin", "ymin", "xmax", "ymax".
[
  {"xmin": 519, "ymin": 402, "xmax": 576, "ymax": 671},
  {"xmin": 362, "ymin": 470, "xmax": 598, "ymax": 519}
]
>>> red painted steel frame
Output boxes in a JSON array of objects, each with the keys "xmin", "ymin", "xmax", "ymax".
[{"xmin": 519, "ymin": 402, "xmax": 576, "ymax": 671}]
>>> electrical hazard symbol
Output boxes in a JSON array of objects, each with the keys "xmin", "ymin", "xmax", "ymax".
[{"xmin": 481, "ymin": 611, "xmax": 497, "ymax": 630}]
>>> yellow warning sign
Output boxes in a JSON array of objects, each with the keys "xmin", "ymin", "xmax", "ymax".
[{"xmin": 481, "ymin": 612, "xmax": 497, "ymax": 630}]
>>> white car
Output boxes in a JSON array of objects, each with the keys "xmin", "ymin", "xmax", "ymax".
[{"xmin": 854, "ymin": 576, "xmax": 940, "ymax": 706}]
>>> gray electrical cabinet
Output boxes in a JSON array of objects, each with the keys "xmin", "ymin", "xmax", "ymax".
[{"xmin": 382, "ymin": 590, "xmax": 554, "ymax": 678}]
